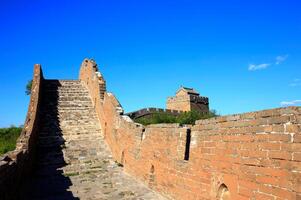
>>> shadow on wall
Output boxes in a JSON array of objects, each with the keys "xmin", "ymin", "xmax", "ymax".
[
  {"xmin": 217, "ymin": 184, "xmax": 230, "ymax": 200},
  {"xmin": 20, "ymin": 80, "xmax": 78, "ymax": 200},
  {"xmin": 149, "ymin": 165, "xmax": 155, "ymax": 188}
]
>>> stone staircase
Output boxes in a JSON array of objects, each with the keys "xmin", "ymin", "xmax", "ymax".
[{"xmin": 22, "ymin": 80, "xmax": 165, "ymax": 200}]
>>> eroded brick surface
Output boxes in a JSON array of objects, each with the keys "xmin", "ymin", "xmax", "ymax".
[
  {"xmin": 21, "ymin": 80, "xmax": 165, "ymax": 200},
  {"xmin": 79, "ymin": 59, "xmax": 301, "ymax": 200},
  {"xmin": 2, "ymin": 59, "xmax": 300, "ymax": 200}
]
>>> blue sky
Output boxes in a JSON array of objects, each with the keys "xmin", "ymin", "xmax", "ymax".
[{"xmin": 0, "ymin": 0, "xmax": 300, "ymax": 127}]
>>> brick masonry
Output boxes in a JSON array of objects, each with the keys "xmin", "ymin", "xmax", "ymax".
[
  {"xmin": 1, "ymin": 59, "xmax": 300, "ymax": 200},
  {"xmin": 1, "ymin": 61, "xmax": 165, "ymax": 200},
  {"xmin": 80, "ymin": 59, "xmax": 301, "ymax": 200},
  {"xmin": 0, "ymin": 64, "xmax": 43, "ymax": 199},
  {"xmin": 126, "ymin": 107, "xmax": 183, "ymax": 120}
]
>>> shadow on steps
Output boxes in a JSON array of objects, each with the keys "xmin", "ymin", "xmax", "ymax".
[{"xmin": 20, "ymin": 80, "xmax": 79, "ymax": 200}]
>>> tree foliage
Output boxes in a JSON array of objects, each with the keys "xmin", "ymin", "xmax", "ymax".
[{"xmin": 26, "ymin": 80, "xmax": 33, "ymax": 95}]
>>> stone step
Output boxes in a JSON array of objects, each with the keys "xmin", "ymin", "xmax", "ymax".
[{"xmin": 45, "ymin": 88, "xmax": 89, "ymax": 91}]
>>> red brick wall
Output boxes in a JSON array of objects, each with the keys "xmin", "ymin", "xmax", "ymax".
[
  {"xmin": 80, "ymin": 59, "xmax": 301, "ymax": 200},
  {"xmin": 0, "ymin": 64, "xmax": 44, "ymax": 199}
]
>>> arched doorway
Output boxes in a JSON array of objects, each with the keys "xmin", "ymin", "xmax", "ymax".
[
  {"xmin": 217, "ymin": 184, "xmax": 230, "ymax": 200},
  {"xmin": 149, "ymin": 165, "xmax": 155, "ymax": 187}
]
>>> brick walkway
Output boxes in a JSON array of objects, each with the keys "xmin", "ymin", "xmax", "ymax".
[{"xmin": 22, "ymin": 80, "xmax": 165, "ymax": 200}]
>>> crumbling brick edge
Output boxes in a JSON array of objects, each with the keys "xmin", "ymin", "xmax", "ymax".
[{"xmin": 0, "ymin": 65, "xmax": 43, "ymax": 200}]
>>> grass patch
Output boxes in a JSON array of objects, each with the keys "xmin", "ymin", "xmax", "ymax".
[
  {"xmin": 134, "ymin": 110, "xmax": 218, "ymax": 126},
  {"xmin": 0, "ymin": 126, "xmax": 22, "ymax": 155}
]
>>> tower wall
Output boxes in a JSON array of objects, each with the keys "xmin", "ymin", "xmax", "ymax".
[
  {"xmin": 166, "ymin": 95, "xmax": 191, "ymax": 111},
  {"xmin": 166, "ymin": 90, "xmax": 209, "ymax": 113}
]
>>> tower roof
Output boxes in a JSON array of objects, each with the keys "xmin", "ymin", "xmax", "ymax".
[{"xmin": 176, "ymin": 86, "xmax": 199, "ymax": 96}]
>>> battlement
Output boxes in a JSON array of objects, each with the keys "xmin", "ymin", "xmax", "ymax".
[
  {"xmin": 126, "ymin": 107, "xmax": 183, "ymax": 120},
  {"xmin": 189, "ymin": 95, "xmax": 209, "ymax": 104}
]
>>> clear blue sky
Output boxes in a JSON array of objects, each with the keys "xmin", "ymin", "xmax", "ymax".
[{"xmin": 0, "ymin": 0, "xmax": 300, "ymax": 127}]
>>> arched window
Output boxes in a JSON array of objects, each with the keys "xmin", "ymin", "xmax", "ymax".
[{"xmin": 149, "ymin": 165, "xmax": 155, "ymax": 187}]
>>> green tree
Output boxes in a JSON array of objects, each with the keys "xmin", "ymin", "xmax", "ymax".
[{"xmin": 26, "ymin": 80, "xmax": 33, "ymax": 95}]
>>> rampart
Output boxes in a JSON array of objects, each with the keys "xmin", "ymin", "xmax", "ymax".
[
  {"xmin": 0, "ymin": 65, "xmax": 43, "ymax": 199},
  {"xmin": 1, "ymin": 59, "xmax": 299, "ymax": 200},
  {"xmin": 126, "ymin": 107, "xmax": 183, "ymax": 120},
  {"xmin": 80, "ymin": 59, "xmax": 301, "ymax": 200}
]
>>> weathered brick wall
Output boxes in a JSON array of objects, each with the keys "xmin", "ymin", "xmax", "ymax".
[
  {"xmin": 0, "ymin": 64, "xmax": 44, "ymax": 199},
  {"xmin": 167, "ymin": 95, "xmax": 192, "ymax": 111},
  {"xmin": 190, "ymin": 108, "xmax": 301, "ymax": 200},
  {"xmin": 80, "ymin": 59, "xmax": 301, "ymax": 200},
  {"xmin": 126, "ymin": 108, "xmax": 183, "ymax": 120},
  {"xmin": 167, "ymin": 95, "xmax": 209, "ymax": 113},
  {"xmin": 79, "ymin": 58, "xmax": 106, "ymax": 104}
]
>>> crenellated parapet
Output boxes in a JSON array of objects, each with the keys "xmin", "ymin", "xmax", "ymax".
[
  {"xmin": 189, "ymin": 95, "xmax": 209, "ymax": 104},
  {"xmin": 126, "ymin": 107, "xmax": 183, "ymax": 120}
]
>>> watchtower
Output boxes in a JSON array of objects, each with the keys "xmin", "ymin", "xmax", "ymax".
[{"xmin": 166, "ymin": 87, "xmax": 209, "ymax": 113}]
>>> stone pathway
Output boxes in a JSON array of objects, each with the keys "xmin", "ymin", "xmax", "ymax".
[{"xmin": 22, "ymin": 80, "xmax": 165, "ymax": 200}]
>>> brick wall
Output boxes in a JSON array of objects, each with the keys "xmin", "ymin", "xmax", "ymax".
[
  {"xmin": 167, "ymin": 95, "xmax": 192, "ymax": 111},
  {"xmin": 80, "ymin": 59, "xmax": 301, "ymax": 200},
  {"xmin": 126, "ymin": 108, "xmax": 183, "ymax": 120},
  {"xmin": 0, "ymin": 64, "xmax": 44, "ymax": 199},
  {"xmin": 79, "ymin": 58, "xmax": 107, "ymax": 122},
  {"xmin": 166, "ymin": 94, "xmax": 209, "ymax": 113}
]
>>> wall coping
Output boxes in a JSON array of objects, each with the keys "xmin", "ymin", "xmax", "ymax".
[{"xmin": 195, "ymin": 106, "xmax": 300, "ymax": 125}]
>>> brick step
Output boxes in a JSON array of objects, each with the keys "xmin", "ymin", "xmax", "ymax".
[
  {"xmin": 59, "ymin": 120, "xmax": 99, "ymax": 124},
  {"xmin": 62, "ymin": 168, "xmax": 108, "ymax": 176},
  {"xmin": 44, "ymin": 88, "xmax": 89, "ymax": 92},
  {"xmin": 37, "ymin": 142, "xmax": 64, "ymax": 149},
  {"xmin": 59, "ymin": 122, "xmax": 100, "ymax": 127},
  {"xmin": 44, "ymin": 89, "xmax": 87, "ymax": 93},
  {"xmin": 56, "ymin": 105, "xmax": 93, "ymax": 108},
  {"xmin": 56, "ymin": 108, "xmax": 96, "ymax": 111},
  {"xmin": 62, "ymin": 137, "xmax": 103, "ymax": 141},
  {"xmin": 56, "ymin": 100, "xmax": 92, "ymax": 103},
  {"xmin": 44, "ymin": 88, "xmax": 88, "ymax": 92},
  {"xmin": 38, "ymin": 138, "xmax": 65, "ymax": 146},
  {"xmin": 56, "ymin": 98, "xmax": 91, "ymax": 101},
  {"xmin": 58, "ymin": 115, "xmax": 98, "ymax": 119},
  {"xmin": 47, "ymin": 94, "xmax": 90, "ymax": 97},
  {"xmin": 57, "ymin": 124, "xmax": 101, "ymax": 129},
  {"xmin": 44, "ymin": 82, "xmax": 83, "ymax": 87},
  {"xmin": 43, "ymin": 92, "xmax": 90, "ymax": 96}
]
